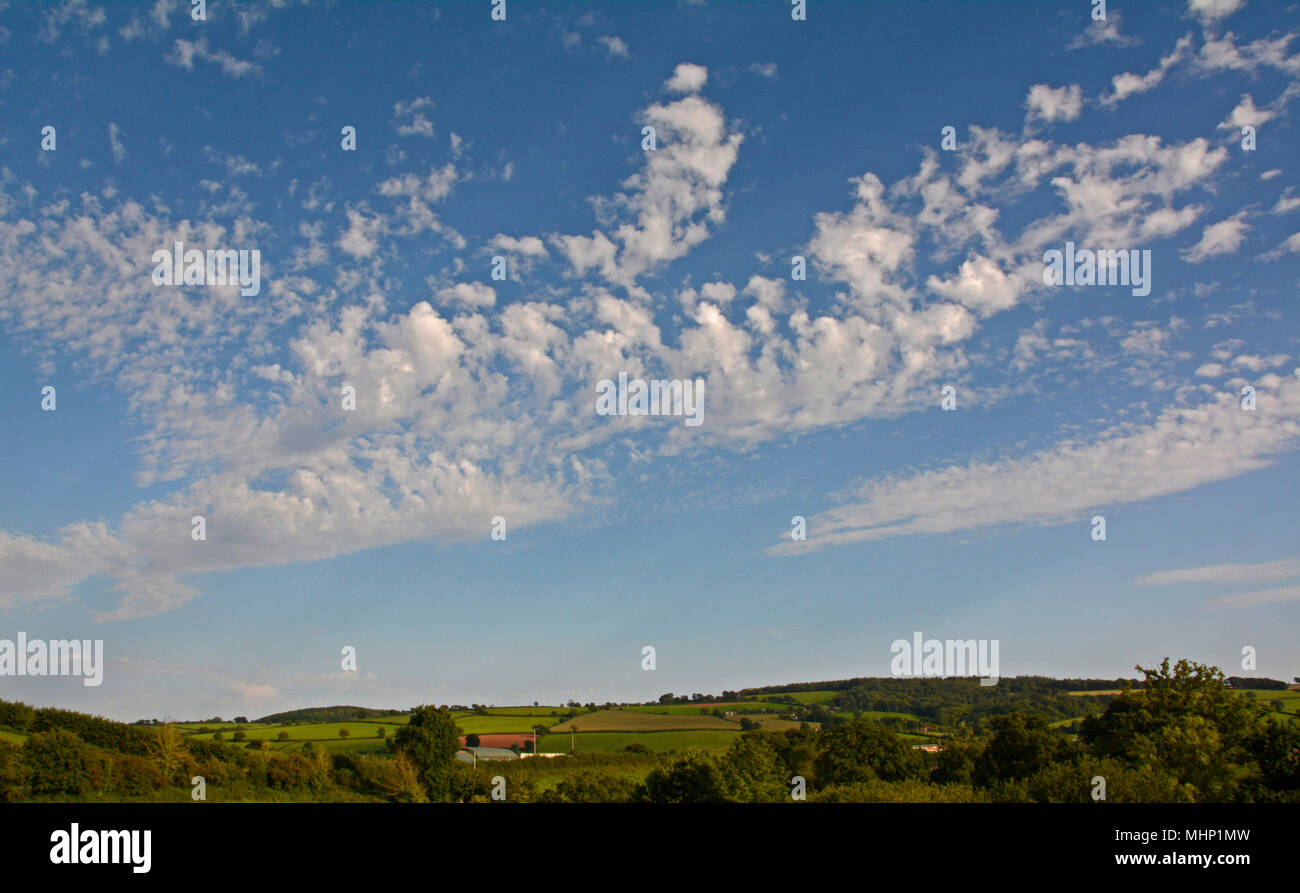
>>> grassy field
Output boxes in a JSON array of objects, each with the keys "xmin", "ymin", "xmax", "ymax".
[
  {"xmin": 181, "ymin": 713, "xmax": 554, "ymax": 749},
  {"xmin": 620, "ymin": 701, "xmax": 789, "ymax": 715},
  {"xmin": 453, "ymin": 714, "xmax": 556, "ymax": 734},
  {"xmin": 0, "ymin": 729, "xmax": 27, "ymax": 745},
  {"xmin": 1235, "ymin": 688, "xmax": 1300, "ymax": 722},
  {"xmin": 475, "ymin": 706, "xmax": 565, "ymax": 717},
  {"xmin": 831, "ymin": 710, "xmax": 924, "ymax": 724},
  {"xmin": 1051, "ymin": 688, "xmax": 1300, "ymax": 727},
  {"xmin": 551, "ymin": 710, "xmax": 738, "ymax": 733},
  {"xmin": 538, "ymin": 730, "xmax": 742, "ymax": 754},
  {"xmin": 781, "ymin": 691, "xmax": 840, "ymax": 705},
  {"xmin": 752, "ymin": 717, "xmax": 814, "ymax": 731}
]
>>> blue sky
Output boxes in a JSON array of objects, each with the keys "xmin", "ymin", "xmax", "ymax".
[{"xmin": 0, "ymin": 0, "xmax": 1297, "ymax": 721}]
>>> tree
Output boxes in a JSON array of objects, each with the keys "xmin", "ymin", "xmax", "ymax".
[
  {"xmin": 212, "ymin": 731, "xmax": 224, "ymax": 742},
  {"xmin": 1080, "ymin": 658, "xmax": 1266, "ymax": 800},
  {"xmin": 636, "ymin": 751, "xmax": 727, "ymax": 803},
  {"xmin": 233, "ymin": 716, "xmax": 248, "ymax": 724},
  {"xmin": 23, "ymin": 729, "xmax": 107, "ymax": 796},
  {"xmin": 1245, "ymin": 719, "xmax": 1300, "ymax": 799},
  {"xmin": 393, "ymin": 705, "xmax": 461, "ymax": 802},
  {"xmin": 932, "ymin": 741, "xmax": 975, "ymax": 785},
  {"xmin": 338, "ymin": 728, "xmax": 350, "ymax": 739},
  {"xmin": 541, "ymin": 770, "xmax": 635, "ymax": 803},
  {"xmin": 147, "ymin": 723, "xmax": 189, "ymax": 785},
  {"xmin": 233, "ymin": 730, "xmax": 247, "ymax": 742},
  {"xmin": 277, "ymin": 731, "xmax": 290, "ymax": 741},
  {"xmin": 973, "ymin": 713, "xmax": 1076, "ymax": 787},
  {"xmin": 465, "ymin": 733, "xmax": 481, "ymax": 748},
  {"xmin": 719, "ymin": 734, "xmax": 786, "ymax": 802},
  {"xmin": 376, "ymin": 726, "xmax": 387, "ymax": 738},
  {"xmin": 814, "ymin": 716, "xmax": 926, "ymax": 786},
  {"xmin": 0, "ymin": 740, "xmax": 28, "ymax": 801}
]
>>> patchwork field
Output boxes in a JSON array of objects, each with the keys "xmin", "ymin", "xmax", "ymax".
[
  {"xmin": 461, "ymin": 733, "xmax": 538, "ymax": 749},
  {"xmin": 476, "ymin": 707, "xmax": 566, "ymax": 717},
  {"xmin": 538, "ymin": 730, "xmax": 742, "ymax": 754},
  {"xmin": 452, "ymin": 714, "xmax": 556, "ymax": 734},
  {"xmin": 781, "ymin": 691, "xmax": 840, "ymax": 705},
  {"xmin": 620, "ymin": 701, "xmax": 789, "ymax": 715},
  {"xmin": 551, "ymin": 710, "xmax": 738, "ymax": 732}
]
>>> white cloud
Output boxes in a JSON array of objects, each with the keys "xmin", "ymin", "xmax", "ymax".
[
  {"xmin": 770, "ymin": 369, "xmax": 1300, "ymax": 554},
  {"xmin": 1270, "ymin": 189, "xmax": 1300, "ymax": 215},
  {"xmin": 1025, "ymin": 84, "xmax": 1083, "ymax": 123},
  {"xmin": 664, "ymin": 62, "xmax": 707, "ymax": 94},
  {"xmin": 337, "ymin": 208, "xmax": 382, "ymax": 258},
  {"xmin": 1182, "ymin": 212, "xmax": 1250, "ymax": 262},
  {"xmin": 166, "ymin": 38, "xmax": 261, "ymax": 78},
  {"xmin": 107, "ymin": 122, "xmax": 125, "ymax": 162},
  {"xmin": 435, "ymin": 281, "xmax": 496, "ymax": 308},
  {"xmin": 597, "ymin": 35, "xmax": 629, "ymax": 58},
  {"xmin": 1208, "ymin": 584, "xmax": 1300, "ymax": 608},
  {"xmin": 490, "ymin": 234, "xmax": 548, "ymax": 257},
  {"xmin": 926, "ymin": 255, "xmax": 1025, "ymax": 317},
  {"xmin": 1218, "ymin": 94, "xmax": 1274, "ymax": 129},
  {"xmin": 1137, "ymin": 557, "xmax": 1300, "ymax": 585},
  {"xmin": 1187, "ymin": 0, "xmax": 1244, "ymax": 21},
  {"xmin": 1263, "ymin": 232, "xmax": 1300, "ymax": 260},
  {"xmin": 1068, "ymin": 12, "xmax": 1139, "ymax": 49},
  {"xmin": 391, "ymin": 97, "xmax": 435, "ymax": 138}
]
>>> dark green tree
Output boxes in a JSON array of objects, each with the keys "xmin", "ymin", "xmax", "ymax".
[
  {"xmin": 1243, "ymin": 719, "xmax": 1300, "ymax": 800},
  {"xmin": 636, "ymin": 751, "xmax": 726, "ymax": 803},
  {"xmin": 973, "ymin": 713, "xmax": 1077, "ymax": 786},
  {"xmin": 719, "ymin": 734, "xmax": 786, "ymax": 802},
  {"xmin": 393, "ymin": 705, "xmax": 461, "ymax": 802},
  {"xmin": 814, "ymin": 716, "xmax": 926, "ymax": 786},
  {"xmin": 23, "ymin": 728, "xmax": 105, "ymax": 796},
  {"xmin": 1080, "ymin": 658, "xmax": 1265, "ymax": 800}
]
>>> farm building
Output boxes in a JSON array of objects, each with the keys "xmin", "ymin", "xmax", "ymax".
[{"xmin": 454, "ymin": 746, "xmax": 519, "ymax": 763}]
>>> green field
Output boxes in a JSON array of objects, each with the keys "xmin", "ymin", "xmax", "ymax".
[
  {"xmin": 781, "ymin": 690, "xmax": 840, "ymax": 705},
  {"xmin": 552, "ymin": 710, "xmax": 738, "ymax": 733},
  {"xmin": 1235, "ymin": 688, "xmax": 1300, "ymax": 722},
  {"xmin": 620, "ymin": 701, "xmax": 789, "ymax": 715},
  {"xmin": 0, "ymin": 729, "xmax": 27, "ymax": 745},
  {"xmin": 476, "ymin": 706, "xmax": 565, "ymax": 717},
  {"xmin": 539, "ymin": 730, "xmax": 742, "ymax": 754},
  {"xmin": 453, "ymin": 715, "xmax": 556, "ymax": 734},
  {"xmin": 182, "ymin": 712, "xmax": 556, "ymax": 748},
  {"xmin": 752, "ymin": 717, "xmax": 813, "ymax": 731}
]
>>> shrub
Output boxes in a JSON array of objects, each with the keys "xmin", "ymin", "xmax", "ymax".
[
  {"xmin": 23, "ymin": 729, "xmax": 108, "ymax": 797},
  {"xmin": 111, "ymin": 754, "xmax": 165, "ymax": 798}
]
